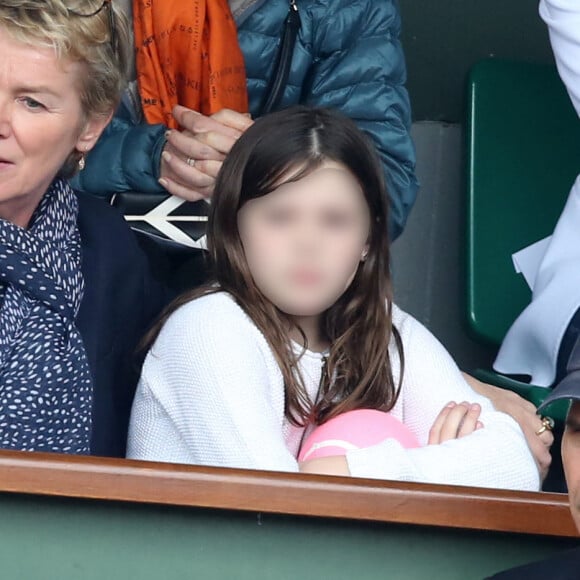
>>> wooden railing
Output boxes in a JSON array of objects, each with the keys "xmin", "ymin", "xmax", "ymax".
[{"xmin": 0, "ymin": 450, "xmax": 576, "ymax": 537}]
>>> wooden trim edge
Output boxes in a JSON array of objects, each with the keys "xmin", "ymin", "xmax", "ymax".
[{"xmin": 0, "ymin": 450, "xmax": 575, "ymax": 537}]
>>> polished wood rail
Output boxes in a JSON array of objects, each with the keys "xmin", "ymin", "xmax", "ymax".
[{"xmin": 0, "ymin": 450, "xmax": 575, "ymax": 537}]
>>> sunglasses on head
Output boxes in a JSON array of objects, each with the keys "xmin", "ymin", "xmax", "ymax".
[{"xmin": 68, "ymin": 0, "xmax": 117, "ymax": 55}]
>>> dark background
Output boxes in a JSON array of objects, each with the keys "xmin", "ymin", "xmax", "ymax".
[{"xmin": 400, "ymin": 0, "xmax": 555, "ymax": 121}]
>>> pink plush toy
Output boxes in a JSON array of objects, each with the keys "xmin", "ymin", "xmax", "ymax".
[{"xmin": 298, "ymin": 408, "xmax": 420, "ymax": 462}]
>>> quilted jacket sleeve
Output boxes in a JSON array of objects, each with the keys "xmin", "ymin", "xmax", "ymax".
[{"xmin": 71, "ymin": 114, "xmax": 167, "ymax": 198}]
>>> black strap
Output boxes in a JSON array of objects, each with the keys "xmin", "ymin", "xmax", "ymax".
[{"xmin": 259, "ymin": 0, "xmax": 301, "ymax": 115}]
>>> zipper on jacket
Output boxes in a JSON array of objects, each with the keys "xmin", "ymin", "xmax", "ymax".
[{"xmin": 259, "ymin": 0, "xmax": 301, "ymax": 115}]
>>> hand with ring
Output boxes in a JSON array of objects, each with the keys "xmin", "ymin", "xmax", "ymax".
[
  {"xmin": 159, "ymin": 106, "xmax": 253, "ymax": 202},
  {"xmin": 536, "ymin": 416, "xmax": 555, "ymax": 436}
]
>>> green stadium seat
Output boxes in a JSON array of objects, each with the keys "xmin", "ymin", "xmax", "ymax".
[{"xmin": 466, "ymin": 58, "xmax": 580, "ymax": 421}]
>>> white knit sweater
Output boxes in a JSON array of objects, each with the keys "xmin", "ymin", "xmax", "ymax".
[{"xmin": 127, "ymin": 292, "xmax": 540, "ymax": 490}]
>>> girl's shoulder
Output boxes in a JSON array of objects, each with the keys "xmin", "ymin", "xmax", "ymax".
[
  {"xmin": 154, "ymin": 291, "xmax": 267, "ymax": 352},
  {"xmin": 390, "ymin": 303, "xmax": 438, "ymax": 352},
  {"xmin": 391, "ymin": 303, "xmax": 416, "ymax": 336},
  {"xmin": 167, "ymin": 290, "xmax": 251, "ymax": 329},
  {"xmin": 142, "ymin": 292, "xmax": 282, "ymax": 399},
  {"xmin": 175, "ymin": 290, "xmax": 242, "ymax": 313},
  {"xmin": 390, "ymin": 303, "xmax": 452, "ymax": 361}
]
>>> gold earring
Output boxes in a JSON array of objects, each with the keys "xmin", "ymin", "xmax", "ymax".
[{"xmin": 78, "ymin": 146, "xmax": 89, "ymax": 171}]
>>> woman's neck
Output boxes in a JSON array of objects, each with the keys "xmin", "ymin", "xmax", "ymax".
[{"xmin": 289, "ymin": 315, "xmax": 329, "ymax": 353}]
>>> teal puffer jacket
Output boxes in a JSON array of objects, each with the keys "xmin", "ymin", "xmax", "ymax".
[{"xmin": 73, "ymin": 0, "xmax": 418, "ymax": 240}]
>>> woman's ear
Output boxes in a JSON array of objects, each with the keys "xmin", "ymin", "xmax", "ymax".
[{"xmin": 75, "ymin": 111, "xmax": 114, "ymax": 153}]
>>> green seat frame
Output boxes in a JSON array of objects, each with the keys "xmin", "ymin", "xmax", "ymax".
[{"xmin": 466, "ymin": 59, "xmax": 580, "ymax": 421}]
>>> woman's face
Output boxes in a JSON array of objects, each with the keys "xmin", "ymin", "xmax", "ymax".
[
  {"xmin": 0, "ymin": 28, "xmax": 110, "ymax": 227},
  {"xmin": 238, "ymin": 161, "xmax": 371, "ymax": 319}
]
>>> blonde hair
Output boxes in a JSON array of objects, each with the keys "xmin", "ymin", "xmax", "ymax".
[{"xmin": 0, "ymin": 0, "xmax": 131, "ymax": 176}]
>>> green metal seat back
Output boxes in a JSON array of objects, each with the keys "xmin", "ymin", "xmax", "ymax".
[{"xmin": 466, "ymin": 59, "xmax": 580, "ymax": 347}]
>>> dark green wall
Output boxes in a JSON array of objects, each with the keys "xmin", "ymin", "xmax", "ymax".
[
  {"xmin": 400, "ymin": 0, "xmax": 556, "ymax": 121},
  {"xmin": 0, "ymin": 493, "xmax": 575, "ymax": 580}
]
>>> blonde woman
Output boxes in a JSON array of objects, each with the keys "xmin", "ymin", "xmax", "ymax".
[{"xmin": 0, "ymin": 1, "xmax": 165, "ymax": 456}]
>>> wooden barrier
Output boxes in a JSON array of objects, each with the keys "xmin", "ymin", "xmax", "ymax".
[{"xmin": 0, "ymin": 450, "xmax": 576, "ymax": 537}]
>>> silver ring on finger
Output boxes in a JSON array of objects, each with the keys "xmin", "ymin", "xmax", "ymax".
[
  {"xmin": 186, "ymin": 157, "xmax": 195, "ymax": 167},
  {"xmin": 535, "ymin": 416, "xmax": 555, "ymax": 436}
]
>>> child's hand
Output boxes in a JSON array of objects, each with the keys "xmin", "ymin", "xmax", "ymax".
[{"xmin": 428, "ymin": 402, "xmax": 483, "ymax": 445}]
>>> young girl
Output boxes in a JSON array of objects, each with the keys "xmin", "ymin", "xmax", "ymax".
[{"xmin": 127, "ymin": 107, "xmax": 539, "ymax": 490}]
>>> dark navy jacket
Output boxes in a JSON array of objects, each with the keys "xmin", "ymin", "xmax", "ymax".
[
  {"xmin": 76, "ymin": 193, "xmax": 168, "ymax": 457},
  {"xmin": 488, "ymin": 547, "xmax": 580, "ymax": 579}
]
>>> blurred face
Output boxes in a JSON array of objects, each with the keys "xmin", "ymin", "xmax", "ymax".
[
  {"xmin": 563, "ymin": 400, "xmax": 580, "ymax": 532},
  {"xmin": 0, "ymin": 28, "xmax": 110, "ymax": 228},
  {"xmin": 238, "ymin": 162, "xmax": 371, "ymax": 320}
]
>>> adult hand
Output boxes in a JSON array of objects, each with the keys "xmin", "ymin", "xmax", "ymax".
[
  {"xmin": 462, "ymin": 372, "xmax": 553, "ymax": 481},
  {"xmin": 159, "ymin": 105, "xmax": 253, "ymax": 201},
  {"xmin": 428, "ymin": 401, "xmax": 483, "ymax": 445}
]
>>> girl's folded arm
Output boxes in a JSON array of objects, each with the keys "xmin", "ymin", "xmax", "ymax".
[{"xmin": 343, "ymin": 310, "xmax": 540, "ymax": 490}]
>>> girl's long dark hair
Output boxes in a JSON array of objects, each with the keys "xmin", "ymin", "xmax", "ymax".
[{"xmin": 144, "ymin": 106, "xmax": 404, "ymax": 426}]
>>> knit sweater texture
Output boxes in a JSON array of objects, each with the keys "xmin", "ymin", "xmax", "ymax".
[{"xmin": 127, "ymin": 292, "xmax": 539, "ymax": 490}]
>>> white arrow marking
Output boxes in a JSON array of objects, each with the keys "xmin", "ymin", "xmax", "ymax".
[{"xmin": 123, "ymin": 195, "xmax": 208, "ymax": 249}]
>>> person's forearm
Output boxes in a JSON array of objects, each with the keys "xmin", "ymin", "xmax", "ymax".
[
  {"xmin": 299, "ymin": 455, "xmax": 350, "ymax": 476},
  {"xmin": 344, "ymin": 426, "xmax": 539, "ymax": 490}
]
